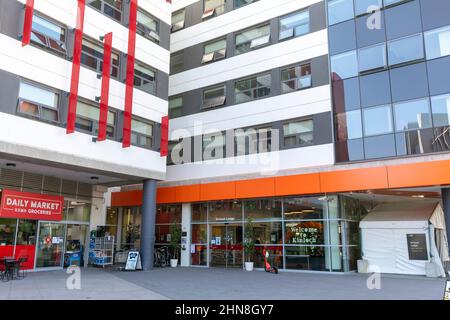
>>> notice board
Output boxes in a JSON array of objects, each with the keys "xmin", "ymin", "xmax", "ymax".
[{"xmin": 406, "ymin": 234, "xmax": 428, "ymax": 261}]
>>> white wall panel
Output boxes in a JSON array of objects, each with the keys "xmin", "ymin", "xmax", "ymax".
[
  {"xmin": 169, "ymin": 29, "xmax": 328, "ymax": 95},
  {"xmin": 169, "ymin": 85, "xmax": 331, "ymax": 138},
  {"xmin": 0, "ymin": 112, "xmax": 166, "ymax": 180},
  {"xmin": 17, "ymin": 0, "xmax": 170, "ymax": 74},
  {"xmin": 165, "ymin": 143, "xmax": 334, "ymax": 182},
  {"xmin": 171, "ymin": 0, "xmax": 323, "ymax": 51},
  {"xmin": 0, "ymin": 34, "xmax": 167, "ymax": 123}
]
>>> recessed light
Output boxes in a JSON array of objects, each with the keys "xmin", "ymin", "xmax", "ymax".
[
  {"xmin": 90, "ymin": 176, "xmax": 99, "ymax": 181},
  {"xmin": 412, "ymin": 195, "xmax": 425, "ymax": 198},
  {"xmin": 5, "ymin": 163, "xmax": 16, "ymax": 167}
]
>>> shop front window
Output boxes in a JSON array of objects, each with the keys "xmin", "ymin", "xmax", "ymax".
[
  {"xmin": 283, "ymin": 197, "xmax": 325, "ymax": 220},
  {"xmin": 121, "ymin": 207, "xmax": 141, "ymax": 250},
  {"xmin": 16, "ymin": 220, "xmax": 38, "ymax": 245},
  {"xmin": 244, "ymin": 199, "xmax": 282, "ymax": 220},
  {"xmin": 285, "ymin": 246, "xmax": 327, "ymax": 271},
  {"xmin": 208, "ymin": 201, "xmax": 242, "ymax": 222},
  {"xmin": 65, "ymin": 201, "xmax": 90, "ymax": 222},
  {"xmin": 0, "ymin": 219, "xmax": 17, "ymax": 246}
]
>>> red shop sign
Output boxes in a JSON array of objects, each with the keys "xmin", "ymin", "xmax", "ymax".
[{"xmin": 0, "ymin": 189, "xmax": 64, "ymax": 221}]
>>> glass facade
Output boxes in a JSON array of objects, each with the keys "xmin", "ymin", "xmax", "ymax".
[
  {"xmin": 329, "ymin": 0, "xmax": 450, "ymax": 162},
  {"xmin": 189, "ymin": 195, "xmax": 360, "ymax": 272}
]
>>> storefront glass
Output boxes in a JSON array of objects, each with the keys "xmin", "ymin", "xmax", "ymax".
[
  {"xmin": 0, "ymin": 218, "xmax": 17, "ymax": 245},
  {"xmin": 244, "ymin": 199, "xmax": 282, "ymax": 220},
  {"xmin": 16, "ymin": 220, "xmax": 38, "ymax": 245},
  {"xmin": 65, "ymin": 202, "xmax": 90, "ymax": 222},
  {"xmin": 36, "ymin": 222, "xmax": 65, "ymax": 268},
  {"xmin": 208, "ymin": 201, "xmax": 242, "ymax": 222}
]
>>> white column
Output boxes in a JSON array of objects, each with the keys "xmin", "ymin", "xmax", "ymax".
[
  {"xmin": 90, "ymin": 185, "xmax": 108, "ymax": 230},
  {"xmin": 181, "ymin": 203, "xmax": 192, "ymax": 267}
]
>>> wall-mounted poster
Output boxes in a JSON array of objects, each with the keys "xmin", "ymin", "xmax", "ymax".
[{"xmin": 406, "ymin": 234, "xmax": 428, "ymax": 261}]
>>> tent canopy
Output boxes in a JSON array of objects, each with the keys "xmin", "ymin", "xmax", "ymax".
[{"xmin": 360, "ymin": 202, "xmax": 438, "ymax": 229}]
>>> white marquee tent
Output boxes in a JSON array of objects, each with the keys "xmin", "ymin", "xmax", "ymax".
[{"xmin": 360, "ymin": 201, "xmax": 449, "ymax": 277}]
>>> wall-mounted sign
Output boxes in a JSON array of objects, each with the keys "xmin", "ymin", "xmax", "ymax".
[
  {"xmin": 407, "ymin": 233, "xmax": 428, "ymax": 261},
  {"xmin": 0, "ymin": 189, "xmax": 64, "ymax": 221},
  {"xmin": 215, "ymin": 217, "xmax": 235, "ymax": 222}
]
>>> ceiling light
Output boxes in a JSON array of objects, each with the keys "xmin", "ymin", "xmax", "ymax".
[
  {"xmin": 412, "ymin": 195, "xmax": 425, "ymax": 198},
  {"xmin": 90, "ymin": 176, "xmax": 99, "ymax": 181}
]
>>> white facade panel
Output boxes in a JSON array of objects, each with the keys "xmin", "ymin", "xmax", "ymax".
[
  {"xmin": 169, "ymin": 29, "xmax": 328, "ymax": 95},
  {"xmin": 165, "ymin": 143, "xmax": 335, "ymax": 182},
  {"xmin": 169, "ymin": 85, "xmax": 331, "ymax": 138},
  {"xmin": 0, "ymin": 112, "xmax": 166, "ymax": 180},
  {"xmin": 171, "ymin": 0, "xmax": 323, "ymax": 51},
  {"xmin": 0, "ymin": 33, "xmax": 167, "ymax": 123}
]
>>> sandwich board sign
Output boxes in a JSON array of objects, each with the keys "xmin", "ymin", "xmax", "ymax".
[{"xmin": 125, "ymin": 250, "xmax": 142, "ymax": 271}]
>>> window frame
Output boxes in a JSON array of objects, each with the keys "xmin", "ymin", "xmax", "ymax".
[
  {"xmin": 234, "ymin": 22, "xmax": 271, "ymax": 55},
  {"xmin": 130, "ymin": 116, "xmax": 154, "ymax": 149},
  {"xmin": 169, "ymin": 96, "xmax": 183, "ymax": 119},
  {"xmin": 202, "ymin": 0, "xmax": 227, "ymax": 20},
  {"xmin": 170, "ymin": 50, "xmax": 184, "ymax": 74},
  {"xmin": 202, "ymin": 38, "xmax": 227, "ymax": 64},
  {"xmin": 202, "ymin": 84, "xmax": 227, "ymax": 110},
  {"xmin": 387, "ymin": 33, "xmax": 425, "ymax": 68},
  {"xmin": 279, "ymin": 9, "xmax": 310, "ymax": 41},
  {"xmin": 282, "ymin": 118, "xmax": 314, "ymax": 148},
  {"xmin": 74, "ymin": 99, "xmax": 117, "ymax": 139},
  {"xmin": 30, "ymin": 13, "xmax": 67, "ymax": 58},
  {"xmin": 80, "ymin": 36, "xmax": 120, "ymax": 79},
  {"xmin": 234, "ymin": 0, "xmax": 259, "ymax": 9},
  {"xmin": 86, "ymin": 0, "xmax": 123, "ymax": 23},
  {"xmin": 234, "ymin": 72, "xmax": 272, "ymax": 104},
  {"xmin": 281, "ymin": 62, "xmax": 312, "ymax": 93},
  {"xmin": 136, "ymin": 8, "xmax": 160, "ymax": 44},
  {"xmin": 171, "ymin": 9, "xmax": 186, "ymax": 32},
  {"xmin": 234, "ymin": 124, "xmax": 272, "ymax": 156},
  {"xmin": 17, "ymin": 80, "xmax": 61, "ymax": 125},
  {"xmin": 134, "ymin": 60, "xmax": 157, "ymax": 95}
]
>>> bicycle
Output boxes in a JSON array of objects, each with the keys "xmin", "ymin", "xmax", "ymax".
[{"xmin": 154, "ymin": 246, "xmax": 170, "ymax": 267}]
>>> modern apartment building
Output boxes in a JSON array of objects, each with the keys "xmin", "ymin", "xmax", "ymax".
[
  {"xmin": 1, "ymin": 0, "xmax": 450, "ymax": 275},
  {"xmin": 0, "ymin": 0, "xmax": 170, "ymax": 270}
]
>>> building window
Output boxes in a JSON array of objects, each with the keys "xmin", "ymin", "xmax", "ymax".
[
  {"xmin": 134, "ymin": 62, "xmax": 156, "ymax": 95},
  {"xmin": 235, "ymin": 126, "xmax": 272, "ymax": 155},
  {"xmin": 169, "ymin": 96, "xmax": 183, "ymax": 118},
  {"xmin": 330, "ymin": 50, "xmax": 358, "ymax": 80},
  {"xmin": 358, "ymin": 43, "xmax": 387, "ymax": 73},
  {"xmin": 75, "ymin": 101, "xmax": 116, "ymax": 138},
  {"xmin": 327, "ymin": 0, "xmax": 354, "ymax": 26},
  {"xmin": 17, "ymin": 81, "xmax": 59, "ymax": 123},
  {"xmin": 388, "ymin": 34, "xmax": 424, "ymax": 66},
  {"xmin": 30, "ymin": 14, "xmax": 67, "ymax": 57},
  {"xmin": 131, "ymin": 118, "xmax": 153, "ymax": 149},
  {"xmin": 283, "ymin": 119, "xmax": 314, "ymax": 147},
  {"xmin": 425, "ymin": 25, "xmax": 450, "ymax": 60},
  {"xmin": 0, "ymin": 219, "xmax": 17, "ymax": 245},
  {"xmin": 202, "ymin": 85, "xmax": 226, "ymax": 109},
  {"xmin": 202, "ymin": 38, "xmax": 227, "ymax": 64},
  {"xmin": 172, "ymin": 9, "xmax": 185, "ymax": 32},
  {"xmin": 81, "ymin": 38, "xmax": 120, "ymax": 78},
  {"xmin": 234, "ymin": 0, "xmax": 259, "ymax": 9},
  {"xmin": 87, "ymin": 0, "xmax": 122, "ymax": 22},
  {"xmin": 335, "ymin": 110, "xmax": 363, "ymax": 140},
  {"xmin": 281, "ymin": 63, "xmax": 312, "ymax": 93},
  {"xmin": 203, "ymin": 0, "xmax": 226, "ymax": 20},
  {"xmin": 235, "ymin": 73, "xmax": 271, "ymax": 104},
  {"xmin": 137, "ymin": 9, "xmax": 160, "ymax": 43},
  {"xmin": 431, "ymin": 93, "xmax": 450, "ymax": 127},
  {"xmin": 279, "ymin": 9, "xmax": 309, "ymax": 41},
  {"xmin": 235, "ymin": 24, "xmax": 270, "ymax": 55},
  {"xmin": 363, "ymin": 105, "xmax": 393, "ymax": 136},
  {"xmin": 170, "ymin": 51, "xmax": 184, "ymax": 74},
  {"xmin": 393, "ymin": 98, "xmax": 432, "ymax": 132},
  {"xmin": 355, "ymin": 0, "xmax": 382, "ymax": 17},
  {"xmin": 203, "ymin": 132, "xmax": 225, "ymax": 160}
]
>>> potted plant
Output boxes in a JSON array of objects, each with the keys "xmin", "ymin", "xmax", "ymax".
[
  {"xmin": 169, "ymin": 221, "xmax": 181, "ymax": 267},
  {"xmin": 244, "ymin": 217, "xmax": 256, "ymax": 271}
]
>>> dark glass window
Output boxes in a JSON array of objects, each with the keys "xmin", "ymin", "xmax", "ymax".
[
  {"xmin": 0, "ymin": 219, "xmax": 17, "ymax": 245},
  {"xmin": 131, "ymin": 118, "xmax": 153, "ymax": 149},
  {"xmin": 87, "ymin": 0, "xmax": 122, "ymax": 22},
  {"xmin": 363, "ymin": 105, "xmax": 393, "ymax": 136},
  {"xmin": 358, "ymin": 43, "xmax": 387, "ymax": 73},
  {"xmin": 431, "ymin": 93, "xmax": 450, "ymax": 127},
  {"xmin": 355, "ymin": 0, "xmax": 382, "ymax": 17},
  {"xmin": 328, "ymin": 0, "xmax": 354, "ymax": 26},
  {"xmin": 355, "ymin": 12, "xmax": 385, "ymax": 48},
  {"xmin": 203, "ymin": 0, "xmax": 227, "ymax": 20},
  {"xmin": 364, "ymin": 134, "xmax": 396, "ymax": 159},
  {"xmin": 359, "ymin": 71, "xmax": 391, "ymax": 108},
  {"xmin": 396, "ymin": 129, "xmax": 434, "ymax": 156},
  {"xmin": 81, "ymin": 38, "xmax": 120, "ymax": 78},
  {"xmin": 425, "ymin": 25, "xmax": 450, "ymax": 60},
  {"xmin": 170, "ymin": 51, "xmax": 184, "ymax": 74},
  {"xmin": 203, "ymin": 85, "xmax": 226, "ymax": 109},
  {"xmin": 281, "ymin": 64, "xmax": 311, "ymax": 93},
  {"xmin": 279, "ymin": 9, "xmax": 310, "ymax": 40},
  {"xmin": 283, "ymin": 119, "xmax": 314, "ymax": 147},
  {"xmin": 393, "ymin": 98, "xmax": 432, "ymax": 132},
  {"xmin": 390, "ymin": 63, "xmax": 429, "ymax": 102},
  {"xmin": 137, "ymin": 9, "xmax": 160, "ymax": 43},
  {"xmin": 385, "ymin": 0, "xmax": 422, "ymax": 40},
  {"xmin": 329, "ymin": 20, "xmax": 356, "ymax": 55},
  {"xmin": 31, "ymin": 15, "xmax": 66, "ymax": 57},
  {"xmin": 75, "ymin": 101, "xmax": 116, "ymax": 138},
  {"xmin": 202, "ymin": 39, "xmax": 226, "ymax": 64},
  {"xmin": 235, "ymin": 24, "xmax": 270, "ymax": 55},
  {"xmin": 427, "ymin": 56, "xmax": 450, "ymax": 96},
  {"xmin": 235, "ymin": 73, "xmax": 271, "ymax": 104},
  {"xmin": 335, "ymin": 139, "xmax": 365, "ymax": 162},
  {"xmin": 134, "ymin": 62, "xmax": 156, "ymax": 95},
  {"xmin": 169, "ymin": 96, "xmax": 183, "ymax": 119},
  {"xmin": 330, "ymin": 50, "xmax": 358, "ymax": 80},
  {"xmin": 335, "ymin": 110, "xmax": 363, "ymax": 140},
  {"xmin": 172, "ymin": 9, "xmax": 185, "ymax": 32},
  {"xmin": 332, "ymin": 77, "xmax": 360, "ymax": 111},
  {"xmin": 388, "ymin": 34, "xmax": 424, "ymax": 66},
  {"xmin": 235, "ymin": 127, "xmax": 271, "ymax": 155}
]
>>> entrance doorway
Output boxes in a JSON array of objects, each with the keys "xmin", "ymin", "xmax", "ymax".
[{"xmin": 209, "ymin": 223, "xmax": 243, "ymax": 268}]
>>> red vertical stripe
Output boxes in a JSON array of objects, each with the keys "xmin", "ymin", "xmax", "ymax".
[
  {"xmin": 160, "ymin": 116, "xmax": 169, "ymax": 157},
  {"xmin": 98, "ymin": 32, "xmax": 113, "ymax": 142},
  {"xmin": 122, "ymin": 0, "xmax": 138, "ymax": 148},
  {"xmin": 22, "ymin": 0, "xmax": 34, "ymax": 47},
  {"xmin": 66, "ymin": 0, "xmax": 86, "ymax": 134}
]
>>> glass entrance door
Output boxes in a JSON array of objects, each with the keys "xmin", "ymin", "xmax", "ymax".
[
  {"xmin": 210, "ymin": 223, "xmax": 243, "ymax": 268},
  {"xmin": 35, "ymin": 222, "xmax": 65, "ymax": 269}
]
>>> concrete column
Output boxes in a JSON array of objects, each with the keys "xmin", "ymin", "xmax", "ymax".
[
  {"xmin": 181, "ymin": 203, "xmax": 192, "ymax": 267},
  {"xmin": 141, "ymin": 179, "xmax": 157, "ymax": 271},
  {"xmin": 441, "ymin": 188, "xmax": 450, "ymax": 269}
]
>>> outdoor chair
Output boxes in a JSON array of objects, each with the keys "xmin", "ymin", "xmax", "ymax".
[{"xmin": 17, "ymin": 257, "xmax": 28, "ymax": 279}]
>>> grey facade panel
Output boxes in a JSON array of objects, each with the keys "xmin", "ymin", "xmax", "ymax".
[
  {"xmin": 0, "ymin": 0, "xmax": 22, "ymax": 39},
  {"xmin": 309, "ymin": 1, "xmax": 327, "ymax": 33},
  {"xmin": 0, "ymin": 69, "xmax": 21, "ymax": 116}
]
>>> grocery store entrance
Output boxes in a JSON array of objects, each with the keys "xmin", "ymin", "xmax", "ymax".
[{"xmin": 209, "ymin": 223, "xmax": 243, "ymax": 268}]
